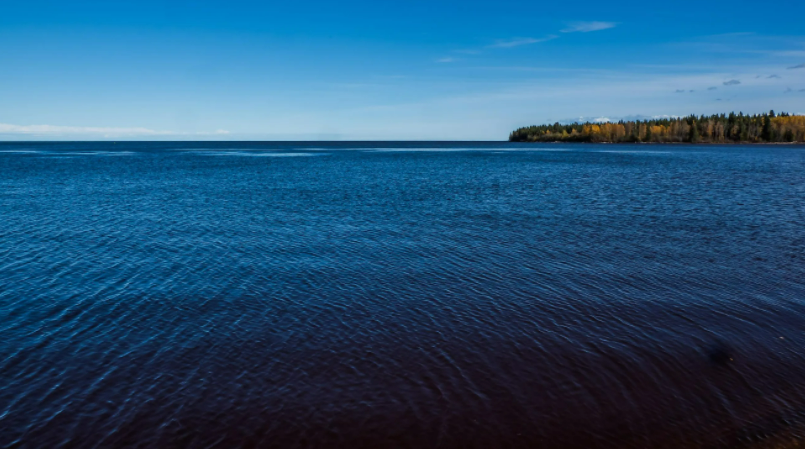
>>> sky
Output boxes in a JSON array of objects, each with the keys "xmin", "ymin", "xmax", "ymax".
[{"xmin": 1, "ymin": 0, "xmax": 804, "ymax": 141}]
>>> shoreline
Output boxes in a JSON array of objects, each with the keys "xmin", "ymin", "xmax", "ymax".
[{"xmin": 512, "ymin": 140, "xmax": 805, "ymax": 145}]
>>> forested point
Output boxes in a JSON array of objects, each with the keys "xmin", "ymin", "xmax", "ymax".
[{"xmin": 509, "ymin": 111, "xmax": 805, "ymax": 143}]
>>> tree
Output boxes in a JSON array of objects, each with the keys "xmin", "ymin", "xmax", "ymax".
[
  {"xmin": 690, "ymin": 121, "xmax": 700, "ymax": 142},
  {"xmin": 762, "ymin": 115, "xmax": 774, "ymax": 141},
  {"xmin": 632, "ymin": 123, "xmax": 641, "ymax": 142}
]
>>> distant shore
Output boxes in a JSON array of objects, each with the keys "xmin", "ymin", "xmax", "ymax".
[
  {"xmin": 510, "ymin": 111, "xmax": 805, "ymax": 144},
  {"xmin": 524, "ymin": 140, "xmax": 804, "ymax": 145}
]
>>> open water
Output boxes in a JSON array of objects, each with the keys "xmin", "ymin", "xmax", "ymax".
[{"xmin": 1, "ymin": 142, "xmax": 805, "ymax": 448}]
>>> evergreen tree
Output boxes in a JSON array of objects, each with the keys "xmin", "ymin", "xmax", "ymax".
[
  {"xmin": 690, "ymin": 121, "xmax": 700, "ymax": 142},
  {"xmin": 762, "ymin": 115, "xmax": 773, "ymax": 141},
  {"xmin": 739, "ymin": 122, "xmax": 748, "ymax": 141}
]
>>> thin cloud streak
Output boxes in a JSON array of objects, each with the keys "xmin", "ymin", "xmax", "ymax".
[
  {"xmin": 0, "ymin": 123, "xmax": 230, "ymax": 137},
  {"xmin": 486, "ymin": 35, "xmax": 557, "ymax": 48},
  {"xmin": 561, "ymin": 21, "xmax": 617, "ymax": 33},
  {"xmin": 788, "ymin": 63, "xmax": 805, "ymax": 69}
]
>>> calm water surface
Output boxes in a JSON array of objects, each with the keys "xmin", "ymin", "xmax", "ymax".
[{"xmin": 1, "ymin": 142, "xmax": 805, "ymax": 448}]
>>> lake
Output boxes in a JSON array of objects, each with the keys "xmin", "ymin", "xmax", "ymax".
[{"xmin": 1, "ymin": 142, "xmax": 804, "ymax": 448}]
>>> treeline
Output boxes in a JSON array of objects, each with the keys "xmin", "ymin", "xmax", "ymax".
[{"xmin": 509, "ymin": 111, "xmax": 805, "ymax": 143}]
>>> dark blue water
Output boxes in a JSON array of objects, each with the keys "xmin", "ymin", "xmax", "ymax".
[{"xmin": 2, "ymin": 142, "xmax": 805, "ymax": 448}]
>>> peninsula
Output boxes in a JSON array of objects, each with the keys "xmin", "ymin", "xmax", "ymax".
[{"xmin": 510, "ymin": 111, "xmax": 804, "ymax": 143}]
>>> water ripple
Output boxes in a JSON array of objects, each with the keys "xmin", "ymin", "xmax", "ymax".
[{"xmin": 1, "ymin": 142, "xmax": 804, "ymax": 448}]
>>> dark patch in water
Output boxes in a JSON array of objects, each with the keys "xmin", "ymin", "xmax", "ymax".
[{"xmin": 708, "ymin": 343, "xmax": 735, "ymax": 366}]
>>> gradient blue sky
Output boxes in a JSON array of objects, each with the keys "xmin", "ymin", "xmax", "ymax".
[{"xmin": 2, "ymin": 0, "xmax": 804, "ymax": 140}]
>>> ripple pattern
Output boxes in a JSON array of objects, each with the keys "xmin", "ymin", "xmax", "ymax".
[{"xmin": 1, "ymin": 142, "xmax": 805, "ymax": 448}]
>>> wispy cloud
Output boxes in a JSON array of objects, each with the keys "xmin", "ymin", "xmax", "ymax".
[
  {"xmin": 436, "ymin": 35, "xmax": 557, "ymax": 63},
  {"xmin": 787, "ymin": 63, "xmax": 805, "ymax": 69},
  {"xmin": 772, "ymin": 51, "xmax": 805, "ymax": 58},
  {"xmin": 555, "ymin": 116, "xmax": 610, "ymax": 124},
  {"xmin": 723, "ymin": 79, "xmax": 741, "ymax": 86},
  {"xmin": 556, "ymin": 114, "xmax": 679, "ymax": 124},
  {"xmin": 561, "ymin": 21, "xmax": 617, "ymax": 33},
  {"xmin": 708, "ymin": 86, "xmax": 718, "ymax": 90},
  {"xmin": 768, "ymin": 74, "xmax": 781, "ymax": 79},
  {"xmin": 0, "ymin": 123, "xmax": 229, "ymax": 137},
  {"xmin": 486, "ymin": 35, "xmax": 557, "ymax": 48}
]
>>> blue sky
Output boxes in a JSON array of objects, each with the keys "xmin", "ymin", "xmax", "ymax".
[{"xmin": 1, "ymin": 0, "xmax": 804, "ymax": 140}]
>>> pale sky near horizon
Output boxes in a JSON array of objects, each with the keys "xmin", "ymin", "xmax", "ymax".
[{"xmin": 1, "ymin": 0, "xmax": 804, "ymax": 140}]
